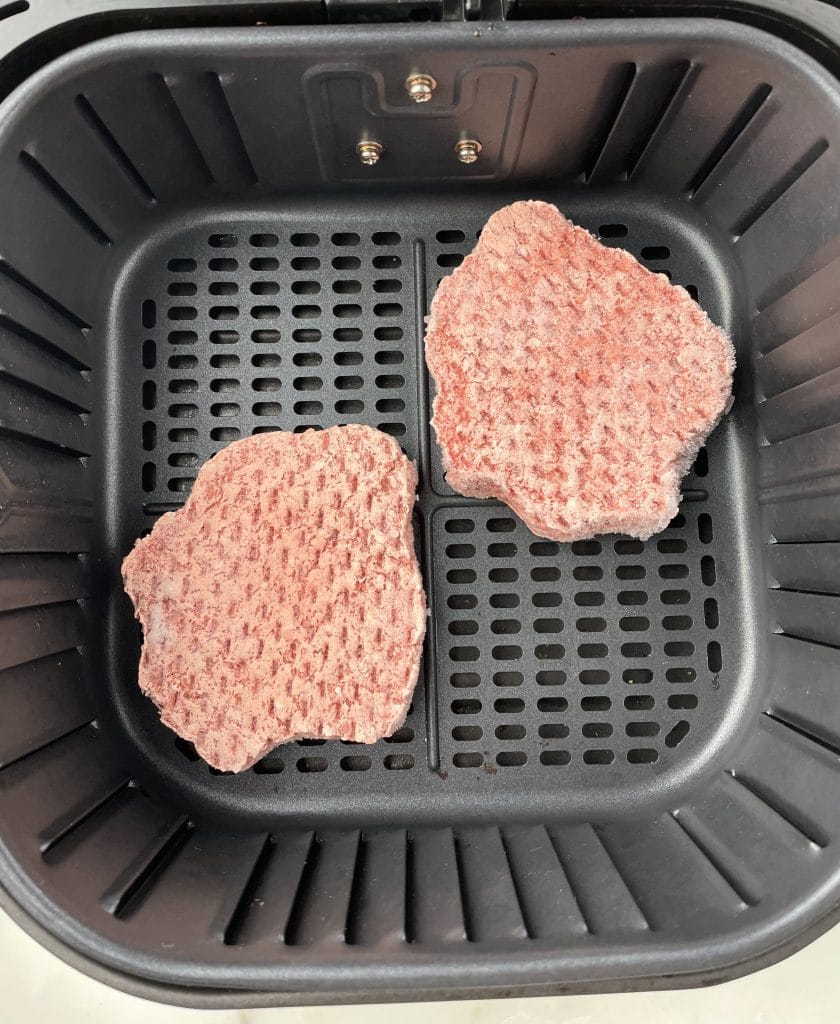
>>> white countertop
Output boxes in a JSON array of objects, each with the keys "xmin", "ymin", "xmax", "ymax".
[{"xmin": 3, "ymin": 907, "xmax": 839, "ymax": 1022}]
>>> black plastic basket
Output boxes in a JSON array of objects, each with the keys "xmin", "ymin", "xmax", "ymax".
[{"xmin": 1, "ymin": 0, "xmax": 840, "ymax": 1008}]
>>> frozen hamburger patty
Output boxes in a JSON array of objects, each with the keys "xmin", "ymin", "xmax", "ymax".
[
  {"xmin": 122, "ymin": 425, "xmax": 426, "ymax": 773},
  {"xmin": 424, "ymin": 200, "xmax": 735, "ymax": 541}
]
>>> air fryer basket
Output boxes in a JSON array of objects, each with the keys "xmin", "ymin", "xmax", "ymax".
[{"xmin": 1, "ymin": 12, "xmax": 840, "ymax": 1005}]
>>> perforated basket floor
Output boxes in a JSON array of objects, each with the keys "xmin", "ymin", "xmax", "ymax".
[{"xmin": 108, "ymin": 191, "xmax": 750, "ymax": 825}]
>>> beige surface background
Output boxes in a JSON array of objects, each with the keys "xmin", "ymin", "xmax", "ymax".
[{"xmin": 2, "ymin": 908, "xmax": 838, "ymax": 1023}]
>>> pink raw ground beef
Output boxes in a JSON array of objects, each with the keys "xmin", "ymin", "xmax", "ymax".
[
  {"xmin": 122, "ymin": 425, "xmax": 426, "ymax": 772},
  {"xmin": 425, "ymin": 200, "xmax": 735, "ymax": 541}
]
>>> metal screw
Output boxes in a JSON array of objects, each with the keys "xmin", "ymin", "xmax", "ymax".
[
  {"xmin": 356, "ymin": 141, "xmax": 383, "ymax": 166},
  {"xmin": 405, "ymin": 73, "xmax": 436, "ymax": 103},
  {"xmin": 456, "ymin": 138, "xmax": 482, "ymax": 164}
]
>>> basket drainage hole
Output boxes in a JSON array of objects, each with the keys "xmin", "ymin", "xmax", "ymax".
[
  {"xmin": 168, "ymin": 258, "xmax": 196, "ymax": 272},
  {"xmin": 640, "ymin": 245, "xmax": 670, "ymax": 261},
  {"xmin": 665, "ymin": 720, "xmax": 691, "ymax": 748},
  {"xmin": 583, "ymin": 749, "xmax": 615, "ymax": 765},
  {"xmin": 141, "ymin": 462, "xmax": 156, "ymax": 492},
  {"xmin": 445, "ymin": 518, "xmax": 474, "ymax": 534},
  {"xmin": 453, "ymin": 726, "xmax": 482, "ymax": 741},
  {"xmin": 384, "ymin": 754, "xmax": 414, "ymax": 770},
  {"xmin": 536, "ymin": 670, "xmax": 566, "ymax": 685},
  {"xmin": 291, "ymin": 257, "xmax": 319, "ymax": 271},
  {"xmin": 537, "ymin": 697, "xmax": 567, "ymax": 712},
  {"xmin": 622, "ymin": 642, "xmax": 651, "ymax": 657},
  {"xmin": 623, "ymin": 668, "xmax": 653, "ymax": 685},
  {"xmin": 627, "ymin": 721, "xmax": 659, "ymax": 737},
  {"xmin": 211, "ymin": 427, "xmax": 240, "ymax": 442},
  {"xmin": 539, "ymin": 723, "xmax": 569, "ymax": 739},
  {"xmin": 448, "ymin": 569, "xmax": 476, "ymax": 585},
  {"xmin": 253, "ymin": 754, "xmax": 284, "ymax": 774},
  {"xmin": 598, "ymin": 223, "xmax": 628, "ymax": 238},
  {"xmin": 628, "ymin": 748, "xmax": 658, "ymax": 764},
  {"xmin": 487, "ymin": 517, "xmax": 516, "ymax": 533},
  {"xmin": 668, "ymin": 694, "xmax": 698, "ymax": 710},
  {"xmin": 540, "ymin": 750, "xmax": 571, "ymax": 766},
  {"xmin": 449, "ymin": 620, "xmax": 478, "ymax": 637},
  {"xmin": 702, "ymin": 556, "xmax": 717, "ymax": 585},
  {"xmin": 496, "ymin": 698, "xmax": 526, "ymax": 713},
  {"xmin": 496, "ymin": 724, "xmax": 526, "ymax": 740},
  {"xmin": 333, "ymin": 256, "xmax": 361, "ymax": 270},
  {"xmin": 340, "ymin": 755, "xmax": 371, "ymax": 772},
  {"xmin": 625, "ymin": 695, "xmax": 654, "ymax": 711},
  {"xmin": 497, "ymin": 751, "xmax": 527, "ymax": 767},
  {"xmin": 452, "ymin": 699, "xmax": 481, "ymax": 714},
  {"xmin": 166, "ymin": 301, "xmax": 198, "ymax": 317},
  {"xmin": 436, "ymin": 230, "xmax": 466, "ymax": 244},
  {"xmin": 494, "ymin": 671, "xmax": 523, "ymax": 687},
  {"xmin": 385, "ymin": 726, "xmax": 414, "ymax": 743},
  {"xmin": 332, "ymin": 232, "xmax": 360, "ymax": 247}
]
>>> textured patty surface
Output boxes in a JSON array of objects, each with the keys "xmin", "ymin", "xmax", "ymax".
[
  {"xmin": 425, "ymin": 200, "xmax": 735, "ymax": 541},
  {"xmin": 122, "ymin": 425, "xmax": 426, "ymax": 772}
]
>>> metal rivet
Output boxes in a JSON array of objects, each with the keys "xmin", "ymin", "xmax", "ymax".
[
  {"xmin": 356, "ymin": 141, "xmax": 383, "ymax": 166},
  {"xmin": 456, "ymin": 139, "xmax": 482, "ymax": 164},
  {"xmin": 405, "ymin": 73, "xmax": 436, "ymax": 103}
]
